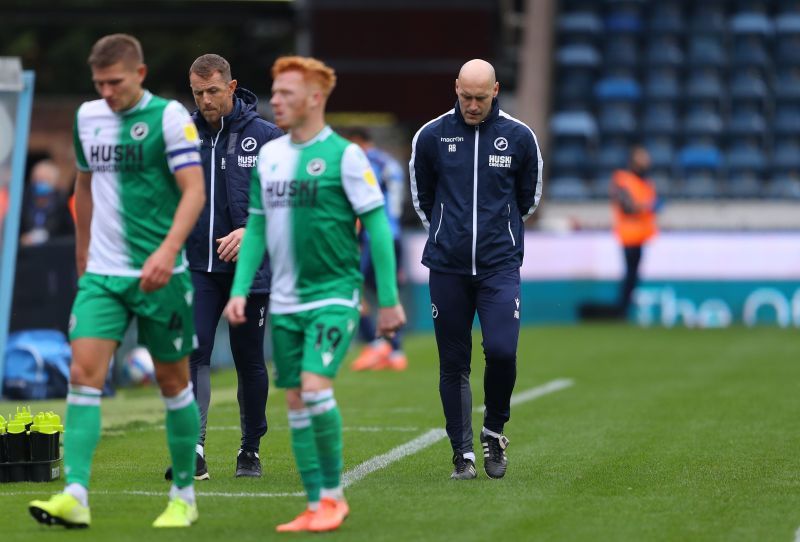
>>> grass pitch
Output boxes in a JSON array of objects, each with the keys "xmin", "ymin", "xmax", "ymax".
[{"xmin": 1, "ymin": 325, "xmax": 799, "ymax": 541}]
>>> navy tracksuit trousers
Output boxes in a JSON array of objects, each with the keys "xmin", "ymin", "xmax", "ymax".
[
  {"xmin": 429, "ymin": 268, "xmax": 520, "ymax": 455},
  {"xmin": 189, "ymin": 271, "xmax": 269, "ymax": 453}
]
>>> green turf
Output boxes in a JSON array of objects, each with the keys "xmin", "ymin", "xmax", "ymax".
[{"xmin": 1, "ymin": 325, "xmax": 799, "ymax": 541}]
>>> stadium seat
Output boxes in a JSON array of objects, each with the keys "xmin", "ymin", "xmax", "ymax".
[
  {"xmin": 596, "ymin": 142, "xmax": 629, "ymax": 171},
  {"xmin": 594, "ymin": 76, "xmax": 641, "ymax": 102},
  {"xmin": 558, "ymin": 11, "xmax": 604, "ymax": 39},
  {"xmin": 679, "ymin": 144, "xmax": 722, "ymax": 172},
  {"xmin": 602, "ymin": 36, "xmax": 639, "ymax": 68},
  {"xmin": 686, "ymin": 69, "xmax": 724, "ymax": 100},
  {"xmin": 556, "ymin": 44, "xmax": 602, "ymax": 68},
  {"xmin": 774, "ymin": 68, "xmax": 800, "ymax": 101},
  {"xmin": 730, "ymin": 12, "xmax": 774, "ymax": 36},
  {"xmin": 771, "ymin": 139, "xmax": 800, "ymax": 170},
  {"xmin": 732, "ymin": 37, "xmax": 771, "ymax": 67},
  {"xmin": 684, "ymin": 109, "xmax": 724, "ymax": 137},
  {"xmin": 550, "ymin": 111, "xmax": 598, "ymax": 139},
  {"xmin": 604, "ymin": 9, "xmax": 643, "ymax": 34},
  {"xmin": 598, "ymin": 104, "xmax": 637, "ymax": 136},
  {"xmin": 642, "ymin": 104, "xmax": 678, "ymax": 136},
  {"xmin": 775, "ymin": 12, "xmax": 800, "ymax": 35},
  {"xmin": 646, "ymin": 38, "xmax": 684, "ymax": 67},
  {"xmin": 548, "ymin": 176, "xmax": 592, "ymax": 200},
  {"xmin": 725, "ymin": 143, "xmax": 767, "ymax": 174},
  {"xmin": 681, "ymin": 172, "xmax": 719, "ymax": 199},
  {"xmin": 552, "ymin": 141, "xmax": 592, "ymax": 173},
  {"xmin": 689, "ymin": 5, "xmax": 727, "ymax": 35},
  {"xmin": 727, "ymin": 109, "xmax": 767, "ymax": 139},
  {"xmin": 776, "ymin": 36, "xmax": 800, "ymax": 66},
  {"xmin": 725, "ymin": 172, "xmax": 763, "ymax": 198},
  {"xmin": 765, "ymin": 174, "xmax": 800, "ymax": 198},
  {"xmin": 646, "ymin": 2, "xmax": 684, "ymax": 35},
  {"xmin": 645, "ymin": 138, "xmax": 675, "ymax": 169},
  {"xmin": 645, "ymin": 69, "xmax": 681, "ymax": 100},
  {"xmin": 729, "ymin": 70, "xmax": 770, "ymax": 101},
  {"xmin": 687, "ymin": 36, "xmax": 728, "ymax": 67}
]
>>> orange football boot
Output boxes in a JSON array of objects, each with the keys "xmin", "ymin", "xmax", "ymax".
[
  {"xmin": 276, "ymin": 508, "xmax": 315, "ymax": 533},
  {"xmin": 308, "ymin": 498, "xmax": 349, "ymax": 532},
  {"xmin": 350, "ymin": 340, "xmax": 391, "ymax": 371}
]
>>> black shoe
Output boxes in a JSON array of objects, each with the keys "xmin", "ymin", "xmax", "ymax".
[
  {"xmin": 235, "ymin": 450, "xmax": 262, "ymax": 478},
  {"xmin": 450, "ymin": 453, "xmax": 477, "ymax": 480},
  {"xmin": 164, "ymin": 452, "xmax": 210, "ymax": 481},
  {"xmin": 480, "ymin": 431, "xmax": 509, "ymax": 479}
]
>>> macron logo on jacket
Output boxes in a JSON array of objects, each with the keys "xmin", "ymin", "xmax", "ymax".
[{"xmin": 409, "ymin": 98, "xmax": 543, "ymax": 276}]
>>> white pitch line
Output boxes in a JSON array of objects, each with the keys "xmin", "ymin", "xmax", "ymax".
[
  {"xmin": 1, "ymin": 379, "xmax": 573, "ymax": 500},
  {"xmin": 794, "ymin": 525, "xmax": 800, "ymax": 542},
  {"xmin": 342, "ymin": 428, "xmax": 448, "ymax": 488}
]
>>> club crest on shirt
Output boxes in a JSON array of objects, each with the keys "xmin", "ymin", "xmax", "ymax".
[
  {"xmin": 494, "ymin": 137, "xmax": 508, "ymax": 151},
  {"xmin": 241, "ymin": 136, "xmax": 258, "ymax": 152},
  {"xmin": 130, "ymin": 122, "xmax": 149, "ymax": 141},
  {"xmin": 306, "ymin": 158, "xmax": 326, "ymax": 176}
]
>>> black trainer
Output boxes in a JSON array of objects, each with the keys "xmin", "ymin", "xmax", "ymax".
[
  {"xmin": 480, "ymin": 431, "xmax": 509, "ymax": 479},
  {"xmin": 450, "ymin": 453, "xmax": 477, "ymax": 480},
  {"xmin": 164, "ymin": 452, "xmax": 210, "ymax": 481},
  {"xmin": 235, "ymin": 450, "xmax": 262, "ymax": 478}
]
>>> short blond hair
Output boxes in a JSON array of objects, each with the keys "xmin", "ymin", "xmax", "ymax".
[{"xmin": 271, "ymin": 56, "xmax": 337, "ymax": 97}]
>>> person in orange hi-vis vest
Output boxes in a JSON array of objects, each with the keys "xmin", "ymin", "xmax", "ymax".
[{"xmin": 610, "ymin": 145, "xmax": 661, "ymax": 315}]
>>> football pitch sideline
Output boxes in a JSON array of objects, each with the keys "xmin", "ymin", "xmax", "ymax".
[{"xmin": 1, "ymin": 325, "xmax": 799, "ymax": 541}]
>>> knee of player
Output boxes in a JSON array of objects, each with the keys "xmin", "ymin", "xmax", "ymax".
[{"xmin": 482, "ymin": 341, "xmax": 517, "ymax": 365}]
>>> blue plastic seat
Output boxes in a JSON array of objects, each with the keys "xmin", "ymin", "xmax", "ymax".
[
  {"xmin": 775, "ymin": 68, "xmax": 800, "ymax": 101},
  {"xmin": 642, "ymin": 104, "xmax": 678, "ymax": 136},
  {"xmin": 728, "ymin": 110, "xmax": 767, "ymax": 139},
  {"xmin": 726, "ymin": 173, "xmax": 763, "ymax": 198},
  {"xmin": 726, "ymin": 144, "xmax": 767, "ymax": 173},
  {"xmin": 729, "ymin": 70, "xmax": 769, "ymax": 101},
  {"xmin": 730, "ymin": 12, "xmax": 774, "ymax": 36},
  {"xmin": 686, "ymin": 70, "xmax": 724, "ymax": 100},
  {"xmin": 596, "ymin": 143, "xmax": 629, "ymax": 170},
  {"xmin": 594, "ymin": 76, "xmax": 641, "ymax": 102},
  {"xmin": 645, "ymin": 69, "xmax": 680, "ymax": 100},
  {"xmin": 602, "ymin": 36, "xmax": 639, "ymax": 67},
  {"xmin": 690, "ymin": 6, "xmax": 726, "ymax": 35},
  {"xmin": 550, "ymin": 111, "xmax": 598, "ymax": 139},
  {"xmin": 775, "ymin": 13, "xmax": 800, "ymax": 35},
  {"xmin": 548, "ymin": 176, "xmax": 592, "ymax": 200},
  {"xmin": 647, "ymin": 3, "xmax": 684, "ymax": 34},
  {"xmin": 765, "ymin": 175, "xmax": 800, "ymax": 199},
  {"xmin": 684, "ymin": 110, "xmax": 723, "ymax": 137},
  {"xmin": 687, "ymin": 37, "xmax": 728, "ymax": 67},
  {"xmin": 732, "ymin": 38, "xmax": 771, "ymax": 67},
  {"xmin": 556, "ymin": 44, "xmax": 601, "ymax": 68},
  {"xmin": 681, "ymin": 172, "xmax": 720, "ymax": 199},
  {"xmin": 646, "ymin": 38, "xmax": 684, "ymax": 67},
  {"xmin": 552, "ymin": 142, "xmax": 592, "ymax": 172},
  {"xmin": 772, "ymin": 139, "xmax": 800, "ymax": 170},
  {"xmin": 558, "ymin": 12, "xmax": 604, "ymax": 38},
  {"xmin": 605, "ymin": 10, "xmax": 642, "ymax": 33},
  {"xmin": 776, "ymin": 36, "xmax": 800, "ymax": 66},
  {"xmin": 679, "ymin": 144, "xmax": 722, "ymax": 171},
  {"xmin": 598, "ymin": 104, "xmax": 637, "ymax": 136}
]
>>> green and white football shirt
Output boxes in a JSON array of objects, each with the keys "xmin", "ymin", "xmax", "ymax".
[
  {"xmin": 251, "ymin": 126, "xmax": 385, "ymax": 314},
  {"xmin": 73, "ymin": 90, "xmax": 201, "ymax": 277}
]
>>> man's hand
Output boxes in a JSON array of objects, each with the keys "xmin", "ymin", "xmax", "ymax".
[
  {"xmin": 376, "ymin": 304, "xmax": 406, "ymax": 339},
  {"xmin": 217, "ymin": 228, "xmax": 244, "ymax": 263},
  {"xmin": 224, "ymin": 295, "xmax": 248, "ymax": 326},
  {"xmin": 140, "ymin": 245, "xmax": 178, "ymax": 293}
]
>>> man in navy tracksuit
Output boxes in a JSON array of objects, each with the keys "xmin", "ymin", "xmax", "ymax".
[
  {"xmin": 167, "ymin": 54, "xmax": 282, "ymax": 480},
  {"xmin": 410, "ymin": 59, "xmax": 543, "ymax": 480}
]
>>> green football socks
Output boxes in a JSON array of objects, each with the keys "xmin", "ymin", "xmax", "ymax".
[
  {"xmin": 63, "ymin": 385, "xmax": 102, "ymax": 489},
  {"xmin": 303, "ymin": 389, "xmax": 343, "ymax": 490},
  {"xmin": 163, "ymin": 386, "xmax": 200, "ymax": 489},
  {"xmin": 288, "ymin": 408, "xmax": 322, "ymax": 504}
]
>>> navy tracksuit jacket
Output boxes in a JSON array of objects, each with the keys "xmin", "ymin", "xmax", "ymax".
[
  {"xmin": 410, "ymin": 98, "xmax": 543, "ymax": 455},
  {"xmin": 187, "ymin": 88, "xmax": 282, "ymax": 452}
]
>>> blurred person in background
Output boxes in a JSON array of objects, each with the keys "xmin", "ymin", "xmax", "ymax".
[
  {"xmin": 162, "ymin": 53, "xmax": 282, "ymax": 483},
  {"xmin": 343, "ymin": 127, "xmax": 408, "ymax": 372},
  {"xmin": 610, "ymin": 145, "xmax": 660, "ymax": 316},
  {"xmin": 20, "ymin": 159, "xmax": 74, "ymax": 246},
  {"xmin": 410, "ymin": 59, "xmax": 542, "ymax": 481}
]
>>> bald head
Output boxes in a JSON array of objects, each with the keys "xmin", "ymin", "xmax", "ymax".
[{"xmin": 455, "ymin": 59, "xmax": 499, "ymax": 125}]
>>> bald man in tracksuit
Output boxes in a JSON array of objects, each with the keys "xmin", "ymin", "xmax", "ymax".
[{"xmin": 410, "ymin": 59, "xmax": 543, "ymax": 480}]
